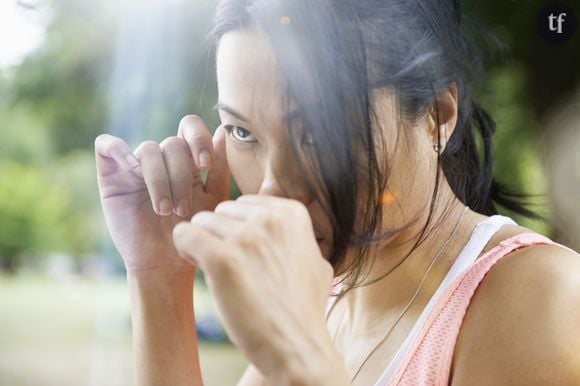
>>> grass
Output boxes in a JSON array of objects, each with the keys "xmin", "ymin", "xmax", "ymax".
[{"xmin": 0, "ymin": 271, "xmax": 247, "ymax": 386}]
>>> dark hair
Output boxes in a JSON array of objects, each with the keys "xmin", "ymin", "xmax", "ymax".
[{"xmin": 206, "ymin": 0, "xmax": 539, "ymax": 289}]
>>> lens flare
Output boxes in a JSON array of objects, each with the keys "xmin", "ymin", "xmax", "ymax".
[{"xmin": 381, "ymin": 190, "xmax": 396, "ymax": 204}]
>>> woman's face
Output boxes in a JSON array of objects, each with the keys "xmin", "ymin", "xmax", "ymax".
[
  {"xmin": 216, "ymin": 28, "xmax": 439, "ymax": 261},
  {"xmin": 216, "ymin": 28, "xmax": 333, "ymax": 257}
]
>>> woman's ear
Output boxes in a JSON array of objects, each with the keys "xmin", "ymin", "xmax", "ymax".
[{"xmin": 427, "ymin": 83, "xmax": 458, "ymax": 152}]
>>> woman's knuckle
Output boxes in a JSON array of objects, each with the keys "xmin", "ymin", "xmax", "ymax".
[
  {"xmin": 236, "ymin": 231, "xmax": 258, "ymax": 249},
  {"xmin": 180, "ymin": 114, "xmax": 202, "ymax": 127},
  {"xmin": 160, "ymin": 136, "xmax": 185, "ymax": 150},
  {"xmin": 139, "ymin": 140, "xmax": 160, "ymax": 155},
  {"xmin": 180, "ymin": 115, "xmax": 206, "ymax": 136},
  {"xmin": 172, "ymin": 221, "xmax": 187, "ymax": 238},
  {"xmin": 258, "ymin": 213, "xmax": 283, "ymax": 233},
  {"xmin": 214, "ymin": 200, "xmax": 234, "ymax": 213},
  {"xmin": 190, "ymin": 210, "xmax": 212, "ymax": 225}
]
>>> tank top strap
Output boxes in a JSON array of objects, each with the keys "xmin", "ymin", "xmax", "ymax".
[
  {"xmin": 387, "ymin": 232, "xmax": 574, "ymax": 385},
  {"xmin": 445, "ymin": 214, "xmax": 516, "ymax": 278},
  {"xmin": 374, "ymin": 214, "xmax": 516, "ymax": 384}
]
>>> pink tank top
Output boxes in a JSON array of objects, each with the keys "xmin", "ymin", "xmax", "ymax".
[
  {"xmin": 376, "ymin": 216, "xmax": 569, "ymax": 386},
  {"xmin": 328, "ymin": 215, "xmax": 578, "ymax": 386}
]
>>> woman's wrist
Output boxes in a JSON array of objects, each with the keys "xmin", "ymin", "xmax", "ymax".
[
  {"xmin": 268, "ymin": 330, "xmax": 350, "ymax": 386},
  {"xmin": 126, "ymin": 262, "xmax": 196, "ymax": 280},
  {"xmin": 127, "ymin": 267, "xmax": 196, "ymax": 314},
  {"xmin": 127, "ymin": 267, "xmax": 195, "ymax": 312},
  {"xmin": 126, "ymin": 262, "xmax": 196, "ymax": 293},
  {"xmin": 127, "ymin": 264, "xmax": 202, "ymax": 386}
]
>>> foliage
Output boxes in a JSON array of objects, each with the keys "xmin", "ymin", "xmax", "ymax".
[
  {"xmin": 0, "ymin": 161, "xmax": 99, "ymax": 271},
  {"xmin": 478, "ymin": 65, "xmax": 550, "ymax": 234}
]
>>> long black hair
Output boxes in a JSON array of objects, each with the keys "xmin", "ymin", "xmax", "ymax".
[{"xmin": 207, "ymin": 0, "xmax": 539, "ymax": 289}]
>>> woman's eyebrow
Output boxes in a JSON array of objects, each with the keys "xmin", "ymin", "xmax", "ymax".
[
  {"xmin": 214, "ymin": 101, "xmax": 301, "ymax": 126},
  {"xmin": 214, "ymin": 101, "xmax": 251, "ymax": 124}
]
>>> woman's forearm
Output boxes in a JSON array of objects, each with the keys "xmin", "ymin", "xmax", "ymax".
[{"xmin": 128, "ymin": 269, "xmax": 202, "ymax": 386}]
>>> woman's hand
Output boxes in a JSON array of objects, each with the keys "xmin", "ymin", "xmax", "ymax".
[
  {"xmin": 172, "ymin": 195, "xmax": 349, "ymax": 385},
  {"xmin": 95, "ymin": 115, "xmax": 230, "ymax": 275}
]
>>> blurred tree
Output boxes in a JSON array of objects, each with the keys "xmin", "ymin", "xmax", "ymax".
[
  {"xmin": 7, "ymin": 0, "xmax": 220, "ymax": 154},
  {"xmin": 0, "ymin": 162, "xmax": 72, "ymax": 272},
  {"xmin": 7, "ymin": 0, "xmax": 117, "ymax": 154}
]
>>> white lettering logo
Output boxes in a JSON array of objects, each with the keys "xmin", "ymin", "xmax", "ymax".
[{"xmin": 549, "ymin": 12, "xmax": 567, "ymax": 34}]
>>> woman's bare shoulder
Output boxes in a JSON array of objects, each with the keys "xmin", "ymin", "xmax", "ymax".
[{"xmin": 451, "ymin": 227, "xmax": 580, "ymax": 385}]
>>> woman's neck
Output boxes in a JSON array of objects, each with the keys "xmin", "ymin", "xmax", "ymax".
[{"xmin": 338, "ymin": 193, "xmax": 488, "ymax": 336}]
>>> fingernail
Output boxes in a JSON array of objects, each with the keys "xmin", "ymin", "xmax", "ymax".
[
  {"xmin": 159, "ymin": 198, "xmax": 172, "ymax": 216},
  {"xmin": 126, "ymin": 153, "xmax": 139, "ymax": 168},
  {"xmin": 175, "ymin": 200, "xmax": 190, "ymax": 218},
  {"xmin": 198, "ymin": 150, "xmax": 212, "ymax": 169}
]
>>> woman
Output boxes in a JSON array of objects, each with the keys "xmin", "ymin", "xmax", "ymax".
[{"xmin": 95, "ymin": 0, "xmax": 580, "ymax": 385}]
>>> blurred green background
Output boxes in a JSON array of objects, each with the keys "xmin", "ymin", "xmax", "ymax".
[{"xmin": 0, "ymin": 0, "xmax": 579, "ymax": 385}]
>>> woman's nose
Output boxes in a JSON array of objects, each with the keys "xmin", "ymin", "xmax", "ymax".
[{"xmin": 257, "ymin": 162, "xmax": 313, "ymax": 206}]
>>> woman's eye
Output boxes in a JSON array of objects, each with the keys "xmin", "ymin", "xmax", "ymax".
[{"xmin": 226, "ymin": 126, "xmax": 257, "ymax": 143}]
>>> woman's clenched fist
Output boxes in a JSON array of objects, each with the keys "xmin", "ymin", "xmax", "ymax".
[{"xmin": 172, "ymin": 195, "xmax": 335, "ymax": 379}]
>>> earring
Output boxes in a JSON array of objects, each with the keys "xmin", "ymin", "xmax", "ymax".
[{"xmin": 433, "ymin": 143, "xmax": 441, "ymax": 152}]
